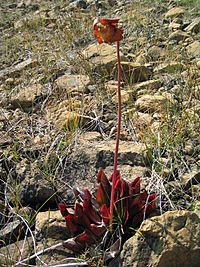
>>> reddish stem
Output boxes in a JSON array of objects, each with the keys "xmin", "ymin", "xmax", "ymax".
[{"xmin": 109, "ymin": 41, "xmax": 122, "ymax": 228}]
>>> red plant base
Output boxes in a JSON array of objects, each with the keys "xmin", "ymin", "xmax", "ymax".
[{"xmin": 59, "ymin": 169, "xmax": 156, "ymax": 253}]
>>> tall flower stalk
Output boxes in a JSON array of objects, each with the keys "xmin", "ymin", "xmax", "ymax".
[
  {"xmin": 110, "ymin": 40, "xmax": 122, "ymax": 227},
  {"xmin": 93, "ymin": 18, "xmax": 123, "ymax": 228},
  {"xmin": 58, "ymin": 19, "xmax": 156, "ymax": 254}
]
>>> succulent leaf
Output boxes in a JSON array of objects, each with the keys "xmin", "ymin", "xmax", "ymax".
[{"xmin": 59, "ymin": 170, "xmax": 156, "ymax": 253}]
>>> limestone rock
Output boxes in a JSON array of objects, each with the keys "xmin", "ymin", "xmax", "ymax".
[
  {"xmin": 0, "ymin": 219, "xmax": 22, "ymax": 246},
  {"xmin": 56, "ymin": 110, "xmax": 85, "ymax": 130},
  {"xmin": 187, "ymin": 41, "xmax": 200, "ymax": 58},
  {"xmin": 82, "ymin": 43, "xmax": 127, "ymax": 74},
  {"xmin": 56, "ymin": 139, "xmax": 148, "ymax": 198},
  {"xmin": 169, "ymin": 21, "xmax": 181, "ymax": 30},
  {"xmin": 121, "ymin": 210, "xmax": 200, "ymax": 267},
  {"xmin": 185, "ymin": 17, "xmax": 200, "ymax": 34},
  {"xmin": 165, "ymin": 7, "xmax": 185, "ymax": 18},
  {"xmin": 133, "ymin": 80, "xmax": 161, "ymax": 92},
  {"xmin": 113, "ymin": 62, "xmax": 152, "ymax": 84},
  {"xmin": 131, "ymin": 111, "xmax": 153, "ymax": 128},
  {"xmin": 0, "ymin": 58, "xmax": 38, "ymax": 80},
  {"xmin": 10, "ymin": 84, "xmax": 45, "ymax": 110},
  {"xmin": 83, "ymin": 43, "xmax": 126, "ymax": 74},
  {"xmin": 0, "ymin": 238, "xmax": 34, "ymax": 266},
  {"xmin": 168, "ymin": 30, "xmax": 189, "ymax": 42},
  {"xmin": 35, "ymin": 210, "xmax": 67, "ymax": 240},
  {"xmin": 112, "ymin": 89, "xmax": 130, "ymax": 104},
  {"xmin": 154, "ymin": 61, "xmax": 184, "ymax": 74},
  {"xmin": 148, "ymin": 46, "xmax": 165, "ymax": 61},
  {"xmin": 54, "ymin": 74, "xmax": 90, "ymax": 94},
  {"xmin": 7, "ymin": 159, "xmax": 56, "ymax": 208},
  {"xmin": 183, "ymin": 167, "xmax": 200, "ymax": 190},
  {"xmin": 47, "ymin": 99, "xmax": 89, "ymax": 130},
  {"xmin": 135, "ymin": 93, "xmax": 175, "ymax": 113},
  {"xmin": 35, "ymin": 210, "xmax": 74, "ymax": 266},
  {"xmin": 105, "ymin": 80, "xmax": 121, "ymax": 94}
]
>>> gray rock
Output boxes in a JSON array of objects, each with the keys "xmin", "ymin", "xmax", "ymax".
[
  {"xmin": 121, "ymin": 210, "xmax": 200, "ymax": 267},
  {"xmin": 183, "ymin": 167, "xmax": 200, "ymax": 190},
  {"xmin": 56, "ymin": 137, "xmax": 148, "ymax": 198},
  {"xmin": 148, "ymin": 46, "xmax": 165, "ymax": 61},
  {"xmin": 0, "ymin": 206, "xmax": 35, "ymax": 246}
]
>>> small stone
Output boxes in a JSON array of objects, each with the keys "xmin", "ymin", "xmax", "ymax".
[
  {"xmin": 135, "ymin": 53, "xmax": 147, "ymax": 64},
  {"xmin": 54, "ymin": 74, "xmax": 90, "ymax": 94},
  {"xmin": 113, "ymin": 62, "xmax": 152, "ymax": 84},
  {"xmin": 0, "ymin": 220, "xmax": 22, "ymax": 246},
  {"xmin": 135, "ymin": 93, "xmax": 175, "ymax": 113},
  {"xmin": 154, "ymin": 61, "xmax": 184, "ymax": 74},
  {"xmin": 183, "ymin": 167, "xmax": 200, "ymax": 190},
  {"xmin": 0, "ymin": 58, "xmax": 38, "ymax": 80},
  {"xmin": 5, "ymin": 78, "xmax": 15, "ymax": 86},
  {"xmin": 112, "ymin": 89, "xmax": 130, "ymax": 104},
  {"xmin": 187, "ymin": 41, "xmax": 200, "ymax": 58},
  {"xmin": 185, "ymin": 18, "xmax": 200, "ymax": 34},
  {"xmin": 168, "ymin": 30, "xmax": 190, "ymax": 42},
  {"xmin": 35, "ymin": 210, "xmax": 73, "ymax": 266},
  {"xmin": 169, "ymin": 21, "xmax": 181, "ymax": 30},
  {"xmin": 148, "ymin": 45, "xmax": 165, "ymax": 61},
  {"xmin": 105, "ymin": 80, "xmax": 119, "ymax": 94},
  {"xmin": 10, "ymin": 84, "xmax": 45, "ymax": 110},
  {"xmin": 131, "ymin": 111, "xmax": 153, "ymax": 127},
  {"xmin": 82, "ymin": 43, "xmax": 127, "ymax": 74},
  {"xmin": 133, "ymin": 80, "xmax": 161, "ymax": 92},
  {"xmin": 165, "ymin": 7, "xmax": 185, "ymax": 18}
]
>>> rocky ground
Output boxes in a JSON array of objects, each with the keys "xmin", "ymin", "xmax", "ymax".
[{"xmin": 0, "ymin": 0, "xmax": 200, "ymax": 266}]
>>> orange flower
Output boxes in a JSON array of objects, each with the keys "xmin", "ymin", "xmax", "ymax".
[{"xmin": 93, "ymin": 18, "xmax": 123, "ymax": 44}]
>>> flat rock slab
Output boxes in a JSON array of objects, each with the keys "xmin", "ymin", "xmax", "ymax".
[
  {"xmin": 187, "ymin": 41, "xmax": 200, "ymax": 58},
  {"xmin": 54, "ymin": 74, "xmax": 90, "ymax": 94},
  {"xmin": 10, "ymin": 84, "xmax": 45, "ymax": 110},
  {"xmin": 165, "ymin": 7, "xmax": 185, "ymax": 18},
  {"xmin": 121, "ymin": 210, "xmax": 200, "ymax": 267},
  {"xmin": 56, "ymin": 136, "xmax": 149, "ymax": 199},
  {"xmin": 35, "ymin": 210, "xmax": 74, "ymax": 266},
  {"xmin": 82, "ymin": 43, "xmax": 127, "ymax": 74},
  {"xmin": 0, "ymin": 237, "xmax": 34, "ymax": 266},
  {"xmin": 135, "ymin": 93, "xmax": 175, "ymax": 113},
  {"xmin": 0, "ymin": 58, "xmax": 38, "ymax": 80}
]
